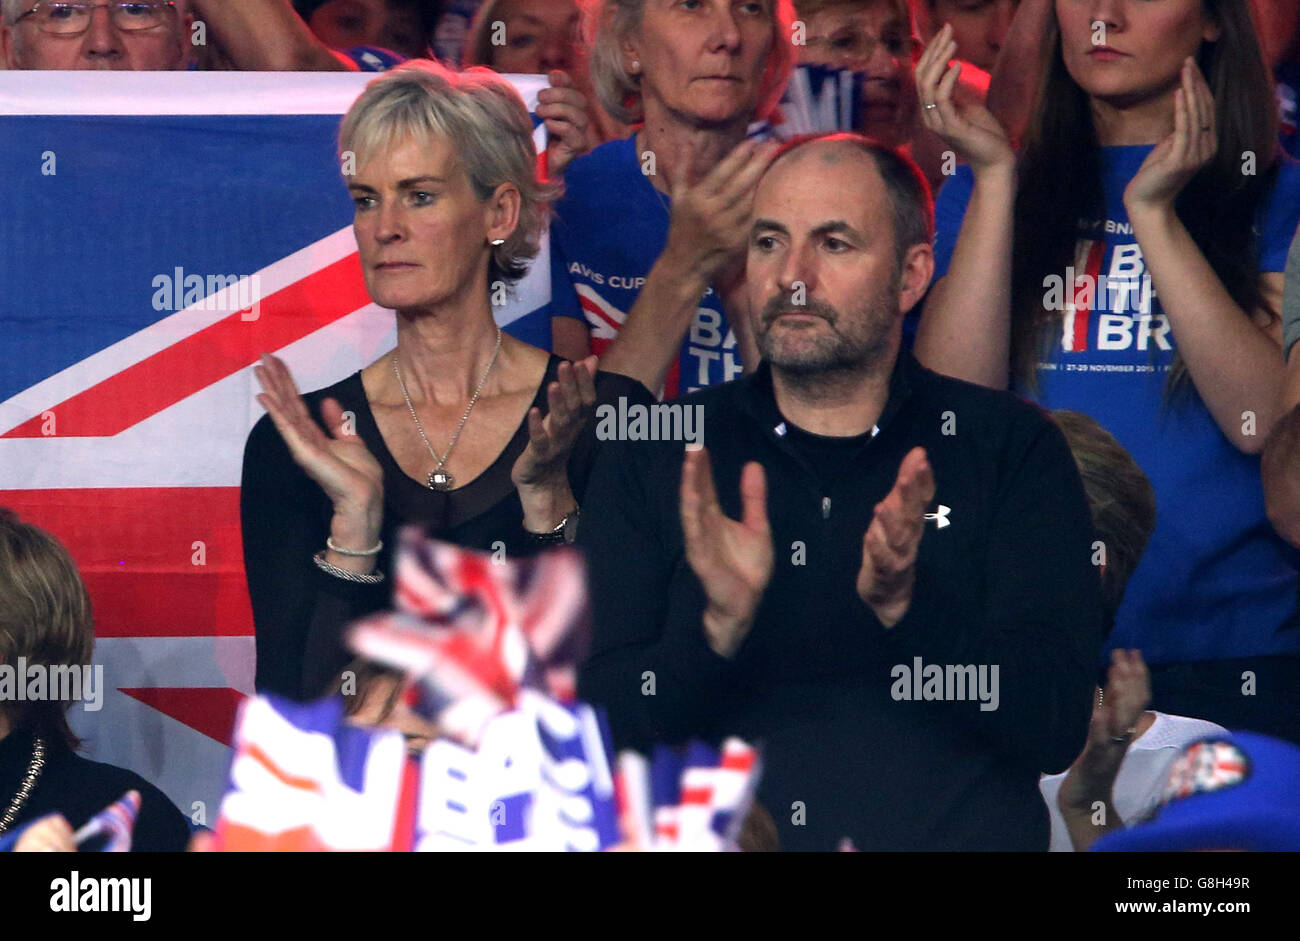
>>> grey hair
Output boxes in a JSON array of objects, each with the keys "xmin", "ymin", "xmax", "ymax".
[
  {"xmin": 581, "ymin": 0, "xmax": 798, "ymax": 125},
  {"xmin": 338, "ymin": 59, "xmax": 561, "ymax": 284}
]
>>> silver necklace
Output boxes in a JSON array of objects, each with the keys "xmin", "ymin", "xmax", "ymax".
[
  {"xmin": 0, "ymin": 736, "xmax": 46, "ymax": 833},
  {"xmin": 392, "ymin": 327, "xmax": 503, "ymax": 491}
]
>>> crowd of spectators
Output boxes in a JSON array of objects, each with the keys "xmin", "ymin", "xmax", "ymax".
[{"xmin": 3, "ymin": 0, "xmax": 1300, "ymax": 852}]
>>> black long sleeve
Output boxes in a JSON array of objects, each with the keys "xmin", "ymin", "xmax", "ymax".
[
  {"xmin": 577, "ymin": 355, "xmax": 1104, "ymax": 849},
  {"xmin": 878, "ymin": 412, "xmax": 1103, "ymax": 775},
  {"xmin": 241, "ymin": 363, "xmax": 653, "ymax": 701},
  {"xmin": 240, "ymin": 410, "xmax": 388, "ymax": 700}
]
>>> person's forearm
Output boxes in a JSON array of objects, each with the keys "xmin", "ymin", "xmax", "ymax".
[
  {"xmin": 985, "ymin": 0, "xmax": 1052, "ymax": 145},
  {"xmin": 1058, "ymin": 745, "xmax": 1128, "ymax": 851},
  {"xmin": 599, "ymin": 252, "xmax": 711, "ymax": 394},
  {"xmin": 915, "ymin": 166, "xmax": 1017, "ymax": 388},
  {"xmin": 1129, "ymin": 206, "xmax": 1284, "ymax": 453},
  {"xmin": 1061, "ymin": 801, "xmax": 1123, "ymax": 852},
  {"xmin": 1263, "ymin": 401, "xmax": 1300, "ymax": 545},
  {"xmin": 189, "ymin": 0, "xmax": 354, "ymax": 71},
  {"xmin": 519, "ymin": 479, "xmax": 577, "ymax": 532}
]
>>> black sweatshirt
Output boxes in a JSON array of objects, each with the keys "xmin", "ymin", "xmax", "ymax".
[
  {"xmin": 577, "ymin": 352, "xmax": 1105, "ymax": 851},
  {"xmin": 240, "ymin": 355, "xmax": 651, "ymax": 701}
]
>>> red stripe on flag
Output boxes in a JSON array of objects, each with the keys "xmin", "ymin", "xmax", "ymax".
[
  {"xmin": 680, "ymin": 786, "xmax": 712, "ymax": 805},
  {"xmin": 119, "ymin": 687, "xmax": 246, "ymax": 748},
  {"xmin": 578, "ymin": 294, "xmax": 622, "ymax": 333},
  {"xmin": 0, "ymin": 486, "xmax": 253, "ymax": 637},
  {"xmin": 720, "ymin": 752, "xmax": 754, "ymax": 771},
  {"xmin": 3, "ymin": 253, "xmax": 371, "ymax": 438},
  {"xmin": 1070, "ymin": 240, "xmax": 1106, "ymax": 353},
  {"xmin": 391, "ymin": 754, "xmax": 421, "ymax": 852}
]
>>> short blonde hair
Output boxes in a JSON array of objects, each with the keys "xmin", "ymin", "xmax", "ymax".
[
  {"xmin": 0, "ymin": 507, "xmax": 94, "ymax": 749},
  {"xmin": 582, "ymin": 0, "xmax": 798, "ymax": 125},
  {"xmin": 339, "ymin": 60, "xmax": 561, "ymax": 284}
]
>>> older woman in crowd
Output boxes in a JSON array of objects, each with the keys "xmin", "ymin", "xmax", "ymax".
[
  {"xmin": 243, "ymin": 61, "xmax": 650, "ymax": 701},
  {"xmin": 462, "ymin": 0, "xmax": 629, "ymax": 150},
  {"xmin": 545, "ymin": 0, "xmax": 796, "ymax": 397},
  {"xmin": 0, "ymin": 508, "xmax": 188, "ymax": 852},
  {"xmin": 917, "ymin": 1, "xmax": 1300, "ymax": 743},
  {"xmin": 794, "ymin": 0, "xmax": 987, "ymax": 194}
]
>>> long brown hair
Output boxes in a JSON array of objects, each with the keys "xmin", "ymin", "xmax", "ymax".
[
  {"xmin": 1010, "ymin": 0, "xmax": 1280, "ymax": 398},
  {"xmin": 0, "ymin": 508, "xmax": 94, "ymax": 750}
]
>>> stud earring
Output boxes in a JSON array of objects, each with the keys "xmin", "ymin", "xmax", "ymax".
[
  {"xmin": 490, "ymin": 238, "xmax": 505, "ymax": 246},
  {"xmin": 630, "ymin": 60, "xmax": 640, "ymax": 74}
]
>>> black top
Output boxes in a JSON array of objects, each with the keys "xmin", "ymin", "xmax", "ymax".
[
  {"xmin": 779, "ymin": 421, "xmax": 873, "ymax": 493},
  {"xmin": 241, "ymin": 355, "xmax": 652, "ymax": 701},
  {"xmin": 0, "ymin": 728, "xmax": 189, "ymax": 852},
  {"xmin": 577, "ymin": 352, "xmax": 1106, "ymax": 851}
]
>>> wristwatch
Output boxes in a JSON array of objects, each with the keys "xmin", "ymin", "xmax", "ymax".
[{"xmin": 526, "ymin": 506, "xmax": 580, "ymax": 545}]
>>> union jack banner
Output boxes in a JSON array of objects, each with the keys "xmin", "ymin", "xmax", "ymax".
[
  {"xmin": 348, "ymin": 529, "xmax": 592, "ymax": 746},
  {"xmin": 0, "ymin": 71, "xmax": 554, "ymax": 821},
  {"xmin": 618, "ymin": 738, "xmax": 761, "ymax": 851}
]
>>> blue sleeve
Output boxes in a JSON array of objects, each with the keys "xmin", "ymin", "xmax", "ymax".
[
  {"xmin": 547, "ymin": 222, "xmax": 587, "ymax": 324},
  {"xmin": 1259, "ymin": 155, "xmax": 1300, "ymax": 273},
  {"xmin": 931, "ymin": 164, "xmax": 976, "ymax": 283}
]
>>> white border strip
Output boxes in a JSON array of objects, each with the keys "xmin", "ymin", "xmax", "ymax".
[{"xmin": 0, "ymin": 71, "xmax": 549, "ymax": 116}]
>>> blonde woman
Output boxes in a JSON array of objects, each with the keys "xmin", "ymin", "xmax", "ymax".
[{"xmin": 242, "ymin": 61, "xmax": 650, "ymax": 700}]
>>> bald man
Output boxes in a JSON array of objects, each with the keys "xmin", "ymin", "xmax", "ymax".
[{"xmin": 578, "ymin": 134, "xmax": 1104, "ymax": 851}]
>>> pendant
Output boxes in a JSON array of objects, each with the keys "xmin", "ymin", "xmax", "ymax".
[{"xmin": 428, "ymin": 470, "xmax": 454, "ymax": 491}]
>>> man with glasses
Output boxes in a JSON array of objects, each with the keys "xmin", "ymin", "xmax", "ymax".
[{"xmin": 1, "ymin": 0, "xmax": 360, "ymax": 69}]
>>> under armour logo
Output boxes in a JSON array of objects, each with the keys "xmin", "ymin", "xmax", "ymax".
[{"xmin": 924, "ymin": 505, "xmax": 951, "ymax": 529}]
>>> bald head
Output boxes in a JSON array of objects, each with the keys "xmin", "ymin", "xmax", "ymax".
[
  {"xmin": 759, "ymin": 134, "xmax": 933, "ymax": 272},
  {"xmin": 745, "ymin": 133, "xmax": 935, "ymax": 379}
]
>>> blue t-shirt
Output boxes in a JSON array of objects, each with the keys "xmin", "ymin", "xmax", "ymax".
[
  {"xmin": 931, "ymin": 148, "xmax": 1300, "ymax": 665},
  {"xmin": 545, "ymin": 137, "xmax": 742, "ymax": 398}
]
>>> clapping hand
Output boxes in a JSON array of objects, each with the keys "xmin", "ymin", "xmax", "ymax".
[
  {"xmin": 511, "ymin": 356, "xmax": 599, "ymax": 491},
  {"xmin": 856, "ymin": 447, "xmax": 935, "ymax": 628},
  {"xmin": 254, "ymin": 353, "xmax": 384, "ymax": 544},
  {"xmin": 662, "ymin": 137, "xmax": 780, "ymax": 284},
  {"xmin": 915, "ymin": 24, "xmax": 1015, "ymax": 175},
  {"xmin": 537, "ymin": 70, "xmax": 593, "ymax": 180},
  {"xmin": 1124, "ymin": 58, "xmax": 1217, "ymax": 213},
  {"xmin": 680, "ymin": 448, "xmax": 774, "ymax": 658}
]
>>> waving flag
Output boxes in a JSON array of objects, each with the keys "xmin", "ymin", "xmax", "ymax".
[
  {"xmin": 73, "ymin": 790, "xmax": 143, "ymax": 853},
  {"xmin": 348, "ymin": 530, "xmax": 592, "ymax": 745},
  {"xmin": 0, "ymin": 72, "xmax": 554, "ymax": 819},
  {"xmin": 215, "ymin": 694, "xmax": 409, "ymax": 852},
  {"xmin": 0, "ymin": 789, "xmax": 142, "ymax": 853}
]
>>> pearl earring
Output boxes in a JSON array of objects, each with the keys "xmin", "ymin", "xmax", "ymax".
[{"xmin": 630, "ymin": 60, "xmax": 640, "ymax": 73}]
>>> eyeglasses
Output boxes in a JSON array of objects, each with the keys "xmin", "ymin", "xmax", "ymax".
[
  {"xmin": 803, "ymin": 31, "xmax": 922, "ymax": 65},
  {"xmin": 15, "ymin": 1, "xmax": 177, "ymax": 35}
]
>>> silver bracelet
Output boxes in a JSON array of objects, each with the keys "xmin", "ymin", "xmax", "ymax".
[
  {"xmin": 313, "ymin": 550, "xmax": 385, "ymax": 584},
  {"xmin": 325, "ymin": 536, "xmax": 383, "ymax": 557}
]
